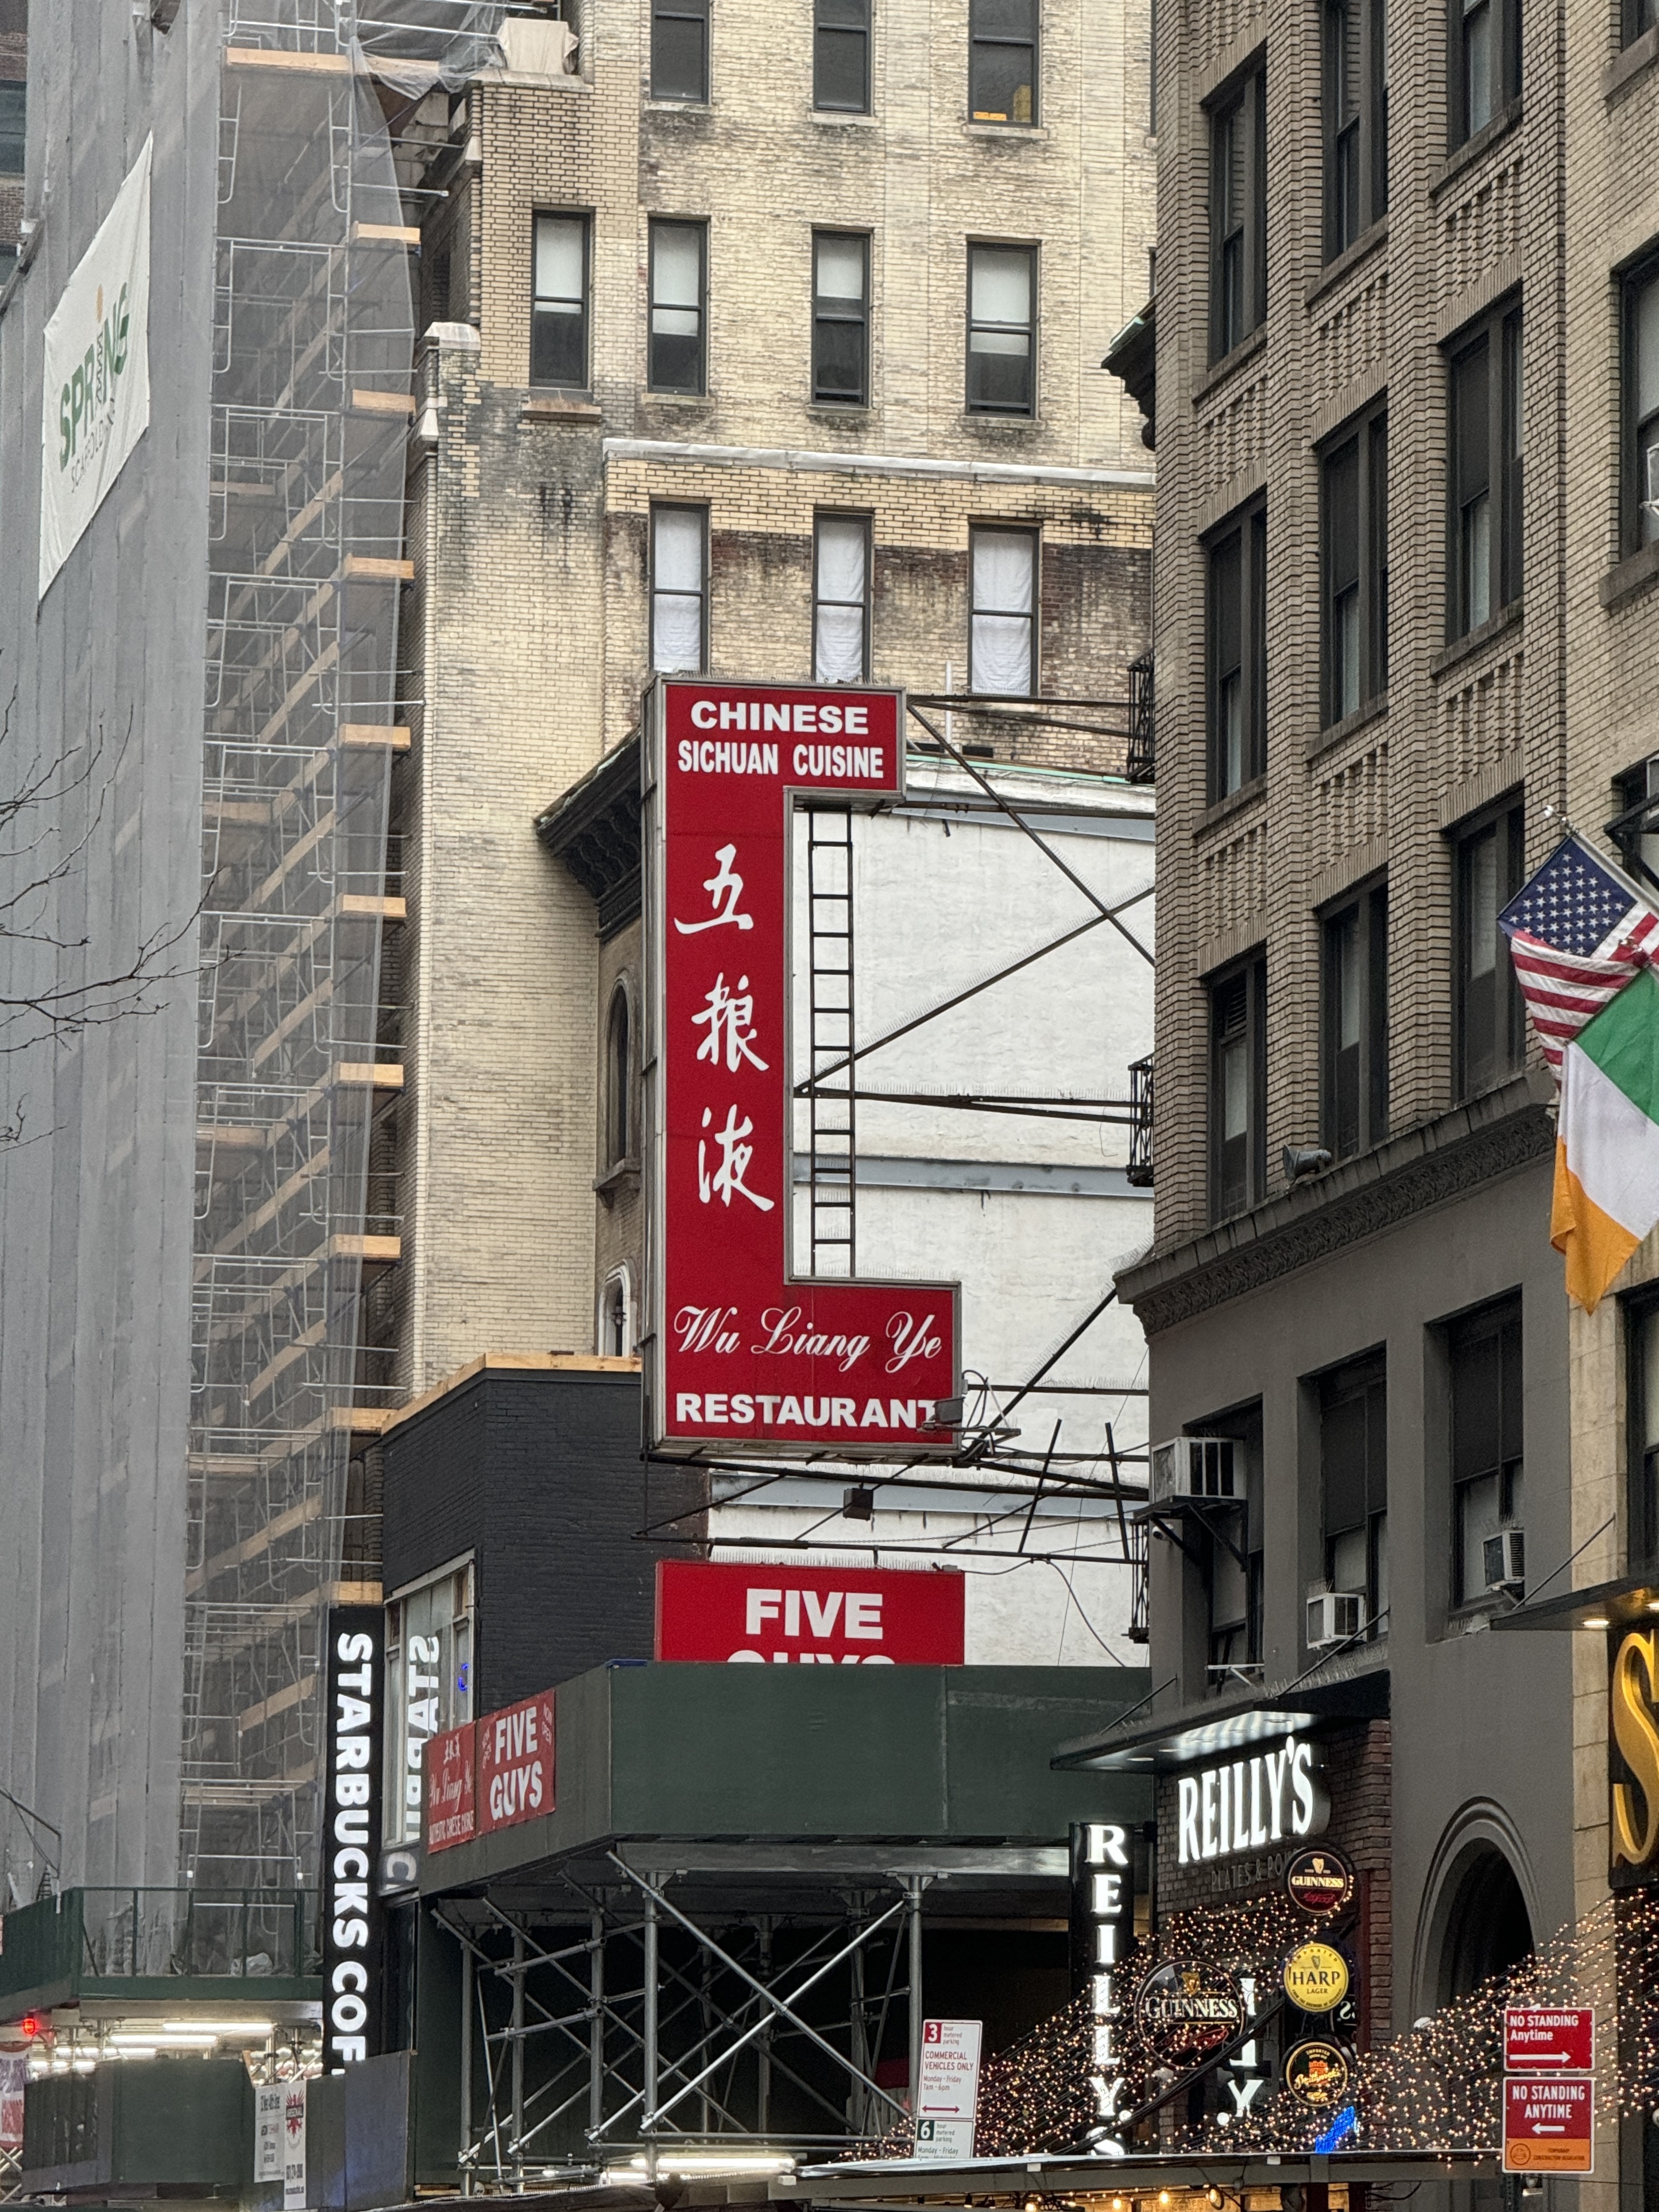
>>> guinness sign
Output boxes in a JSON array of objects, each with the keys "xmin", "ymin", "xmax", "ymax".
[
  {"xmin": 1286, "ymin": 1845, "xmax": 1355, "ymax": 1919},
  {"xmin": 1135, "ymin": 1960, "xmax": 1244, "ymax": 2063}
]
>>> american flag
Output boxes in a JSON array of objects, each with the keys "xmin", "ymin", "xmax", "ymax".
[{"xmin": 1500, "ymin": 834, "xmax": 1659, "ymax": 1070}]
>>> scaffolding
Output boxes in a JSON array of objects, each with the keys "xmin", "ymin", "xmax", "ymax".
[
  {"xmin": 434, "ymin": 1853, "xmax": 960, "ymax": 2183},
  {"xmin": 183, "ymin": 2, "xmax": 501, "ymax": 1894}
]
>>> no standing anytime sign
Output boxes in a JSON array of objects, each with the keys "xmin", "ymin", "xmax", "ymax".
[{"xmin": 643, "ymin": 680, "xmax": 960, "ymax": 1458}]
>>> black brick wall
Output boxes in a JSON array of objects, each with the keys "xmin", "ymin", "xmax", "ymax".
[{"xmin": 381, "ymin": 1368, "xmax": 706, "ymax": 1710}]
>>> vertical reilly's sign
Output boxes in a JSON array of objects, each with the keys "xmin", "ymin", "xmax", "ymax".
[
  {"xmin": 1070, "ymin": 1822, "xmax": 1136, "ymax": 2137},
  {"xmin": 322, "ymin": 1606, "xmax": 384, "ymax": 2070},
  {"xmin": 643, "ymin": 680, "xmax": 960, "ymax": 1456}
]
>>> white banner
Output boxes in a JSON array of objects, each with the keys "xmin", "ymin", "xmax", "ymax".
[
  {"xmin": 281, "ymin": 2079, "xmax": 308, "ymax": 2210},
  {"xmin": 38, "ymin": 137, "xmax": 153, "ymax": 601},
  {"xmin": 253, "ymin": 2083, "xmax": 284, "ymax": 2185}
]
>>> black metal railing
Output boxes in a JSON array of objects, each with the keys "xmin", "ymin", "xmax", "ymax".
[
  {"xmin": 1126, "ymin": 653, "xmax": 1154, "ymax": 784},
  {"xmin": 1127, "ymin": 1054, "xmax": 1153, "ymax": 1187}
]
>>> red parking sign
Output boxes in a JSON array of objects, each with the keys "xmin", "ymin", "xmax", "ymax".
[
  {"xmin": 1505, "ymin": 2008, "xmax": 1593, "ymax": 2073},
  {"xmin": 1503, "ymin": 2077, "xmax": 1594, "ymax": 2174}
]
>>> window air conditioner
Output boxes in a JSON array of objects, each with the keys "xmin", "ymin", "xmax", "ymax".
[
  {"xmin": 1149, "ymin": 1435, "xmax": 1236, "ymax": 1503},
  {"xmin": 1483, "ymin": 1527, "xmax": 1525, "ymax": 1592},
  {"xmin": 1306, "ymin": 1588, "xmax": 1364, "ymax": 1649}
]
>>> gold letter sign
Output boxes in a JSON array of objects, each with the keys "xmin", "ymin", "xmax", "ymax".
[{"xmin": 1612, "ymin": 1629, "xmax": 1659, "ymax": 1870}]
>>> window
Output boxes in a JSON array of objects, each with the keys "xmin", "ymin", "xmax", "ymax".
[
  {"xmin": 1198, "ymin": 1406, "xmax": 1264, "ymax": 1686},
  {"xmin": 1322, "ymin": 881, "xmax": 1389, "ymax": 1160},
  {"xmin": 1625, "ymin": 258, "xmax": 1659, "ymax": 554},
  {"xmin": 1319, "ymin": 1353, "xmax": 1387, "ymax": 1632},
  {"xmin": 815, "ymin": 0, "xmax": 871, "ymax": 113},
  {"xmin": 814, "ymin": 514, "xmax": 871, "ymax": 683},
  {"xmin": 1453, "ymin": 796, "xmax": 1525, "ymax": 1099},
  {"xmin": 605, "ymin": 986, "xmax": 633, "ymax": 1165},
  {"xmin": 531, "ymin": 214, "xmax": 589, "ymax": 388},
  {"xmin": 1448, "ymin": 1296, "xmax": 1523, "ymax": 1607},
  {"xmin": 384, "ymin": 1563, "xmax": 474, "ymax": 1846},
  {"xmin": 0, "ymin": 80, "xmax": 22, "ymax": 176},
  {"xmin": 1325, "ymin": 0, "xmax": 1387, "ymax": 259},
  {"xmin": 1626, "ymin": 0, "xmax": 1659, "ymax": 45},
  {"xmin": 651, "ymin": 505, "xmax": 707, "ymax": 673},
  {"xmin": 1206, "ymin": 501, "xmax": 1267, "ymax": 799},
  {"xmin": 648, "ymin": 220, "xmax": 706, "ymax": 394},
  {"xmin": 970, "ymin": 526, "xmax": 1037, "ymax": 696},
  {"xmin": 1209, "ymin": 955, "xmax": 1266, "ymax": 1222},
  {"xmin": 812, "ymin": 232, "xmax": 869, "ymax": 405},
  {"xmin": 970, "ymin": 0, "xmax": 1038, "ymax": 123},
  {"xmin": 1451, "ymin": 0, "xmax": 1519, "ymax": 146},
  {"xmin": 1209, "ymin": 65, "xmax": 1266, "ymax": 361},
  {"xmin": 601, "ymin": 1270, "xmax": 633, "ymax": 1358},
  {"xmin": 1448, "ymin": 304, "xmax": 1522, "ymax": 638},
  {"xmin": 966, "ymin": 243, "xmax": 1036, "ymax": 416},
  {"xmin": 1321, "ymin": 405, "xmax": 1388, "ymax": 726},
  {"xmin": 651, "ymin": 0, "xmax": 709, "ymax": 101},
  {"xmin": 1628, "ymin": 1295, "xmax": 1659, "ymax": 1570}
]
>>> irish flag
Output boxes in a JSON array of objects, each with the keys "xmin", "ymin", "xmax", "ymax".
[{"xmin": 1553, "ymin": 964, "xmax": 1659, "ymax": 1311}]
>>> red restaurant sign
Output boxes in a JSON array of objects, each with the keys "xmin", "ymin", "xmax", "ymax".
[
  {"xmin": 644, "ymin": 680, "xmax": 960, "ymax": 1457},
  {"xmin": 424, "ymin": 1721, "xmax": 475, "ymax": 1852},
  {"xmin": 1503, "ymin": 2076, "xmax": 1594, "ymax": 2173},
  {"xmin": 655, "ymin": 1560, "xmax": 965, "ymax": 1664},
  {"xmin": 477, "ymin": 1691, "xmax": 556, "ymax": 1835},
  {"xmin": 1505, "ymin": 2008, "xmax": 1594, "ymax": 2074}
]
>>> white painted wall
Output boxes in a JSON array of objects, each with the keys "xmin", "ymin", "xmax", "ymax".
[{"xmin": 706, "ymin": 757, "xmax": 1155, "ymax": 1668}]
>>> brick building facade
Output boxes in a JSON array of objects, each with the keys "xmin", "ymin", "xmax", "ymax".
[
  {"xmin": 1093, "ymin": 0, "xmax": 1659, "ymax": 2128},
  {"xmin": 376, "ymin": 0, "xmax": 1158, "ymax": 1396}
]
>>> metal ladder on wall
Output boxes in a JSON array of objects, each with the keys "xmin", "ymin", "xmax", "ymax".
[{"xmin": 806, "ymin": 809, "xmax": 856, "ymax": 1277}]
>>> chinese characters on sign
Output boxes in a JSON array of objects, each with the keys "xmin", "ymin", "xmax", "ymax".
[{"xmin": 646, "ymin": 681, "xmax": 960, "ymax": 1456}]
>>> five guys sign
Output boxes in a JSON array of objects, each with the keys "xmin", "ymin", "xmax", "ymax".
[
  {"xmin": 655, "ymin": 1560, "xmax": 965, "ymax": 1663},
  {"xmin": 644, "ymin": 680, "xmax": 960, "ymax": 1457}
]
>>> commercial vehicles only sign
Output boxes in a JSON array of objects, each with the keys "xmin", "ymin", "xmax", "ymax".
[
  {"xmin": 644, "ymin": 680, "xmax": 960, "ymax": 1458},
  {"xmin": 39, "ymin": 138, "xmax": 153, "ymax": 600},
  {"xmin": 913, "ymin": 2017, "xmax": 981, "ymax": 2164},
  {"xmin": 655, "ymin": 1560, "xmax": 964, "ymax": 1663}
]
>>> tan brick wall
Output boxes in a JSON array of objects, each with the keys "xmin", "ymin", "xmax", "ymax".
[
  {"xmin": 1148, "ymin": 8, "xmax": 1659, "ymax": 2167},
  {"xmin": 1147, "ymin": 1, "xmax": 1567, "ymax": 1249},
  {"xmin": 391, "ymin": 0, "xmax": 1158, "ymax": 1387}
]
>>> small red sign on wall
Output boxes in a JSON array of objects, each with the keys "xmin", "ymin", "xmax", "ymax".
[
  {"xmin": 1505, "ymin": 2008, "xmax": 1594, "ymax": 2074},
  {"xmin": 424, "ymin": 1722, "xmax": 476, "ymax": 1853},
  {"xmin": 476, "ymin": 1691, "xmax": 556, "ymax": 1835},
  {"xmin": 655, "ymin": 1561, "xmax": 965, "ymax": 1665}
]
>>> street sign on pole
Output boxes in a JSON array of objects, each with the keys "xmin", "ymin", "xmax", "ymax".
[
  {"xmin": 1505, "ymin": 2007, "xmax": 1594, "ymax": 2074},
  {"xmin": 913, "ymin": 2018, "xmax": 982, "ymax": 2164},
  {"xmin": 1503, "ymin": 2076, "xmax": 1594, "ymax": 2174}
]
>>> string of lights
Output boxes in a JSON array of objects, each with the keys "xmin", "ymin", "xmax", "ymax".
[{"xmin": 844, "ymin": 1891, "xmax": 1659, "ymax": 2166}]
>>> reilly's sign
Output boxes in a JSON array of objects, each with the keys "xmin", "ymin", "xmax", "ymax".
[
  {"xmin": 1176, "ymin": 1734, "xmax": 1329, "ymax": 1866},
  {"xmin": 643, "ymin": 680, "xmax": 960, "ymax": 1458},
  {"xmin": 38, "ymin": 140, "xmax": 153, "ymax": 600}
]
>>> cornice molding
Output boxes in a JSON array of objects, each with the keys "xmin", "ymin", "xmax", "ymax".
[{"xmin": 1119, "ymin": 1080, "xmax": 1553, "ymax": 1336}]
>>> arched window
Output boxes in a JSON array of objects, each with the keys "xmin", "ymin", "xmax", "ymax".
[
  {"xmin": 605, "ymin": 987, "xmax": 632, "ymax": 1165},
  {"xmin": 1438, "ymin": 1846, "xmax": 1533, "ymax": 2002},
  {"xmin": 601, "ymin": 1271, "xmax": 631, "ymax": 1357}
]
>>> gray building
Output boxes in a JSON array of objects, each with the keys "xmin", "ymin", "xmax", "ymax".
[{"xmin": 0, "ymin": 1, "xmax": 501, "ymax": 1899}]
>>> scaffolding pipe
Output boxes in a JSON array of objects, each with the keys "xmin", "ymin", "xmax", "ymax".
[
  {"xmin": 511, "ymin": 1924, "xmax": 525, "ymax": 2181},
  {"xmin": 588, "ymin": 1909, "xmax": 604, "ymax": 2145},
  {"xmin": 907, "ymin": 1876, "xmax": 925, "ymax": 2133},
  {"xmin": 460, "ymin": 1941, "xmax": 474, "ymax": 2190},
  {"xmin": 642, "ymin": 1886, "xmax": 659, "ymax": 2183}
]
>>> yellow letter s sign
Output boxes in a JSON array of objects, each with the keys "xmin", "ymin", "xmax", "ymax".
[{"xmin": 1612, "ymin": 1629, "xmax": 1659, "ymax": 1869}]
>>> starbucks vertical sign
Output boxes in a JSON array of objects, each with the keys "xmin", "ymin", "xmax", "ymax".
[{"xmin": 38, "ymin": 138, "xmax": 152, "ymax": 600}]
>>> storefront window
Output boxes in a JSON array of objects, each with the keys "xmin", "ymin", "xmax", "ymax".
[{"xmin": 384, "ymin": 1562, "xmax": 474, "ymax": 1846}]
